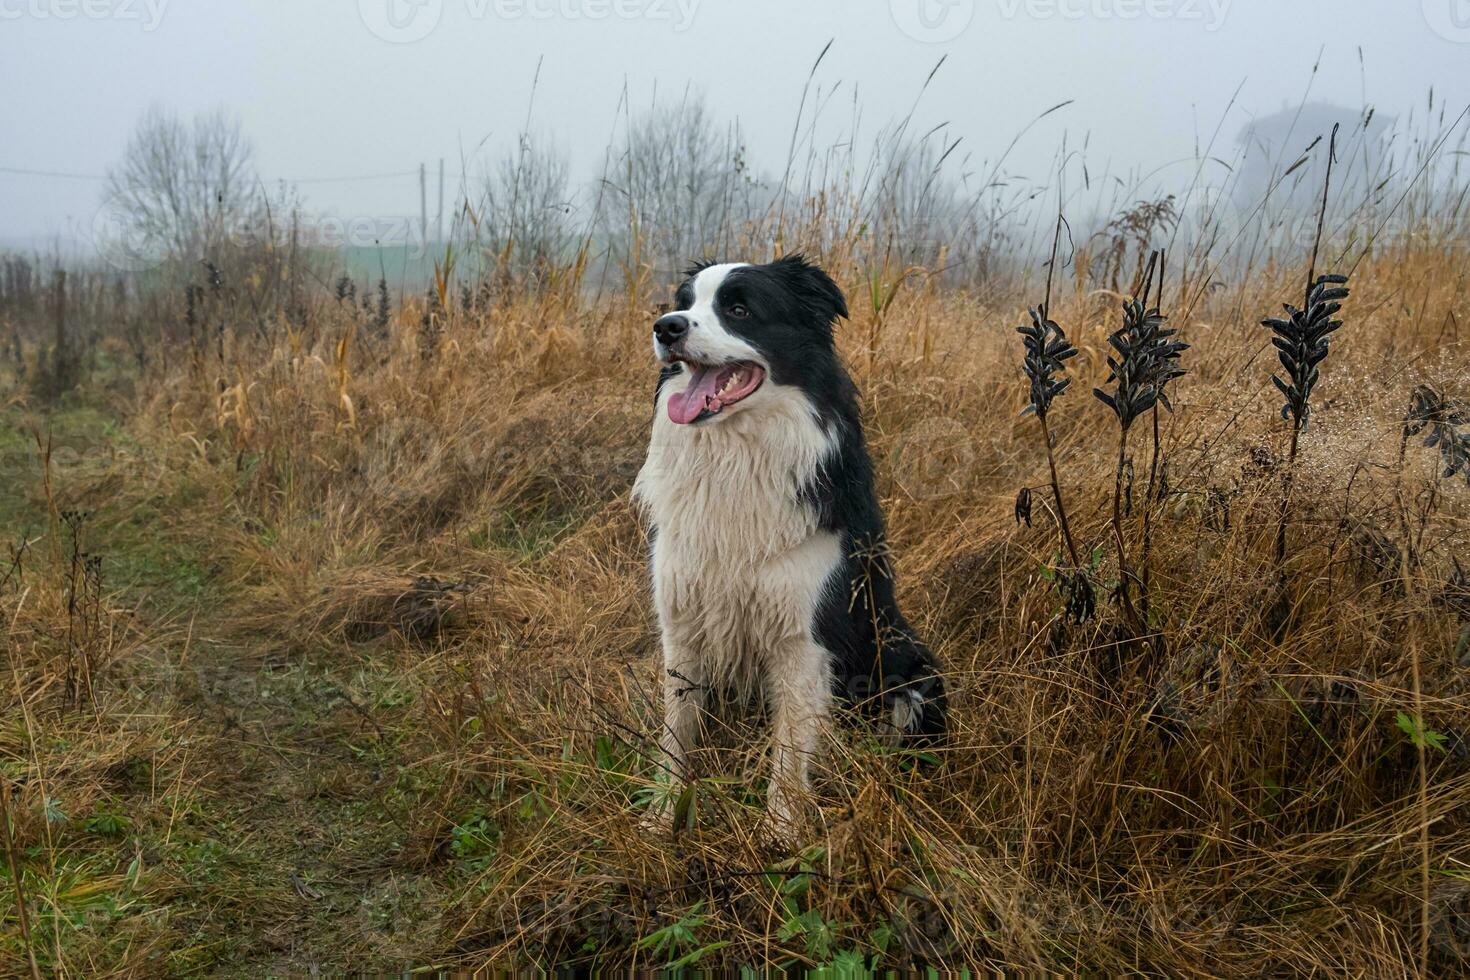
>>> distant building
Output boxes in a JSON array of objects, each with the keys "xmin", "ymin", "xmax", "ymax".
[{"xmin": 1233, "ymin": 102, "xmax": 1393, "ymax": 214}]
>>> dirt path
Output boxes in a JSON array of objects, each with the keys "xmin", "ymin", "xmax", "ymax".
[
  {"xmin": 174, "ymin": 632, "xmax": 441, "ymax": 975},
  {"xmin": 1, "ymin": 403, "xmax": 451, "ymax": 976}
]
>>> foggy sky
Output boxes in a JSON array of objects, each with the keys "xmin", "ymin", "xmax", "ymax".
[{"xmin": 3, "ymin": 0, "xmax": 1468, "ymax": 249}]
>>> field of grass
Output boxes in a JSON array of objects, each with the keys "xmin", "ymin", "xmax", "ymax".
[{"xmin": 1, "ymin": 217, "xmax": 1469, "ymax": 975}]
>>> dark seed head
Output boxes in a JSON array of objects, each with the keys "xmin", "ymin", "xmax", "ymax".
[
  {"xmin": 1093, "ymin": 293, "xmax": 1188, "ymax": 431},
  {"xmin": 1263, "ymin": 273, "xmax": 1350, "ymax": 428},
  {"xmin": 1018, "ymin": 304, "xmax": 1078, "ymax": 420},
  {"xmin": 1015, "ymin": 487, "xmax": 1033, "ymax": 527},
  {"xmin": 1405, "ymin": 384, "xmax": 1470, "ymax": 486}
]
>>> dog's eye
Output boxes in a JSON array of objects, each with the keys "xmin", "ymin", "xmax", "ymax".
[{"xmin": 727, "ymin": 304, "xmax": 750, "ymax": 319}]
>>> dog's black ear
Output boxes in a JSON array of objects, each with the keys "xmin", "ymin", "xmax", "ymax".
[
  {"xmin": 773, "ymin": 253, "xmax": 848, "ymax": 326},
  {"xmin": 683, "ymin": 257, "xmax": 719, "ymax": 279}
]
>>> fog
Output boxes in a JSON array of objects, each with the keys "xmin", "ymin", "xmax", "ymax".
[{"xmin": 3, "ymin": 0, "xmax": 1468, "ymax": 258}]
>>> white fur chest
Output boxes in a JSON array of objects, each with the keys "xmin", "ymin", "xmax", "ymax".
[
  {"xmin": 635, "ymin": 380, "xmax": 835, "ymax": 566},
  {"xmin": 634, "ymin": 379, "xmax": 841, "ymax": 690}
]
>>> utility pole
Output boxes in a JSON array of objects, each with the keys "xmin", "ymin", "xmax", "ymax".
[
  {"xmin": 419, "ymin": 162, "xmax": 428, "ymax": 253},
  {"xmin": 437, "ymin": 158, "xmax": 445, "ymax": 245}
]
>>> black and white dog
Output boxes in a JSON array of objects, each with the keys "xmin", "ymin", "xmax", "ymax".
[{"xmin": 633, "ymin": 255, "xmax": 945, "ymax": 833}]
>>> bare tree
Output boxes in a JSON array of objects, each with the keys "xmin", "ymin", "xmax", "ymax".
[
  {"xmin": 599, "ymin": 92, "xmax": 764, "ymax": 275},
  {"xmin": 104, "ymin": 106, "xmax": 257, "ymax": 267},
  {"xmin": 474, "ymin": 132, "xmax": 576, "ymax": 285}
]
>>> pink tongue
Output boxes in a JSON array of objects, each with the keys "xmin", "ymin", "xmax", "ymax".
[{"xmin": 667, "ymin": 365, "xmax": 725, "ymax": 424}]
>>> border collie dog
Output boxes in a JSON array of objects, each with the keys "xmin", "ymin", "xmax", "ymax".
[{"xmin": 633, "ymin": 255, "xmax": 945, "ymax": 833}]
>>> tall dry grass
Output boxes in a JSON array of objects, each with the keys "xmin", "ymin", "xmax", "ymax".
[
  {"xmin": 2, "ymin": 97, "xmax": 1470, "ymax": 973},
  {"xmin": 16, "ymin": 238, "xmax": 1463, "ymax": 972}
]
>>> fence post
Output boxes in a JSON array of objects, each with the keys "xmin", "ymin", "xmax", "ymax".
[{"xmin": 51, "ymin": 269, "xmax": 69, "ymax": 399}]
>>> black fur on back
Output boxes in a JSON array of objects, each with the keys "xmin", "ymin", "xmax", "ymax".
[{"xmin": 796, "ymin": 352, "xmax": 948, "ymax": 744}]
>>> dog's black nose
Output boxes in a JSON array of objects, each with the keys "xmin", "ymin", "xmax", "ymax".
[{"xmin": 653, "ymin": 313, "xmax": 689, "ymax": 346}]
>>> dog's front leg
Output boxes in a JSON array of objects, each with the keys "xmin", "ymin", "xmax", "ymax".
[
  {"xmin": 659, "ymin": 642, "xmax": 706, "ymax": 780},
  {"xmin": 765, "ymin": 639, "xmax": 831, "ymax": 840},
  {"xmin": 644, "ymin": 635, "xmax": 706, "ymax": 833}
]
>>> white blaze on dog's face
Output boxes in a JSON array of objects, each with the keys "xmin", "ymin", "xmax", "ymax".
[{"xmin": 652, "ymin": 263, "xmax": 769, "ymax": 425}]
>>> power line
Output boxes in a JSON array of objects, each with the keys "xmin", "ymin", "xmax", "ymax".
[
  {"xmin": 0, "ymin": 166, "xmax": 107, "ymax": 181},
  {"xmin": 0, "ymin": 165, "xmax": 469, "ymax": 185}
]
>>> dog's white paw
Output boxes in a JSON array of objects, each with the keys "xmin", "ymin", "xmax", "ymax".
[
  {"xmin": 639, "ymin": 800, "xmax": 674, "ymax": 836},
  {"xmin": 763, "ymin": 792, "xmax": 805, "ymax": 847}
]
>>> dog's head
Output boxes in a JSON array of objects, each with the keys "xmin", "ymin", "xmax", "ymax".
[{"xmin": 652, "ymin": 255, "xmax": 848, "ymax": 425}]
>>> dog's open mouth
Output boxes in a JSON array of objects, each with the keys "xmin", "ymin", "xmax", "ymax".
[{"xmin": 667, "ymin": 360, "xmax": 766, "ymax": 424}]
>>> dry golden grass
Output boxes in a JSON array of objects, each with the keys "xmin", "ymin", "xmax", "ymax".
[{"xmin": 2, "ymin": 234, "xmax": 1469, "ymax": 975}]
